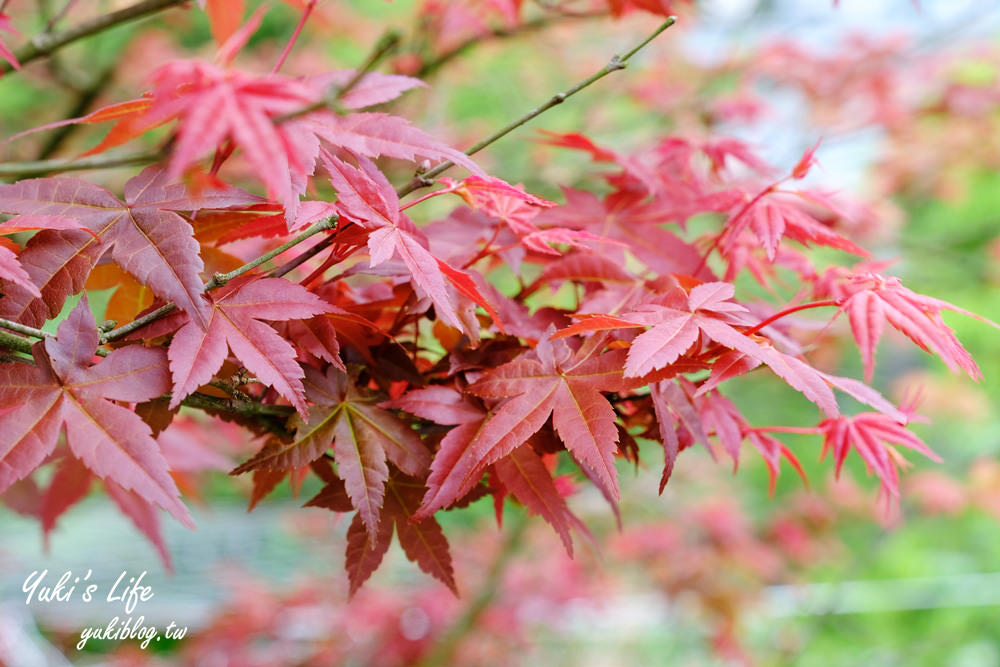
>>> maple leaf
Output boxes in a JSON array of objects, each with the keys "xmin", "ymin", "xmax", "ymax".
[
  {"xmin": 818, "ymin": 412, "xmax": 941, "ymax": 499},
  {"xmin": 389, "ymin": 385, "xmax": 577, "ymax": 553},
  {"xmin": 701, "ymin": 137, "xmax": 775, "ymax": 177},
  {"xmin": 0, "ymin": 300, "xmax": 192, "ymax": 528},
  {"xmin": 493, "ymin": 442, "xmax": 575, "ymax": 556},
  {"xmin": 322, "ymin": 150, "xmax": 497, "ymax": 335},
  {"xmin": 321, "ymin": 470, "xmax": 456, "ymax": 595},
  {"xmin": 302, "ymin": 111, "xmax": 485, "ymax": 179},
  {"xmin": 434, "ymin": 174, "xmax": 555, "ymax": 236},
  {"xmin": 0, "ymin": 167, "xmax": 258, "ymax": 328},
  {"xmin": 38, "ymin": 455, "xmax": 177, "ymax": 570},
  {"xmin": 538, "ymin": 131, "xmax": 662, "ymax": 195},
  {"xmin": 0, "ymin": 243, "xmax": 39, "ymax": 298},
  {"xmin": 719, "ymin": 192, "xmax": 867, "ymax": 262},
  {"xmin": 826, "ymin": 272, "xmax": 995, "ymax": 381},
  {"xmin": 203, "ymin": 0, "xmax": 246, "ymax": 47},
  {"xmin": 39, "ymin": 455, "xmax": 92, "ymax": 544},
  {"xmin": 535, "ymin": 188, "xmax": 714, "ymax": 278},
  {"xmin": 416, "ymin": 337, "xmax": 631, "ymax": 518},
  {"xmin": 106, "ymin": 481, "xmax": 174, "ymax": 571},
  {"xmin": 165, "ymin": 276, "xmax": 333, "ymax": 415},
  {"xmin": 148, "ymin": 61, "xmax": 321, "ymax": 218},
  {"xmin": 557, "ymin": 282, "xmax": 907, "ymax": 421},
  {"xmin": 308, "ymin": 70, "xmax": 427, "ymax": 110},
  {"xmin": 385, "ymin": 385, "xmax": 485, "ymax": 426},
  {"xmin": 233, "ymin": 366, "xmax": 430, "ymax": 542}
]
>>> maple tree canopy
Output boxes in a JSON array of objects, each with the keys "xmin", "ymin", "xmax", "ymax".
[{"xmin": 0, "ymin": 0, "xmax": 995, "ymax": 598}]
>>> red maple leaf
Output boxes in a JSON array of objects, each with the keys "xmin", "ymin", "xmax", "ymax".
[
  {"xmin": 322, "ymin": 150, "xmax": 498, "ymax": 335},
  {"xmin": 0, "ymin": 299, "xmax": 192, "ymax": 528},
  {"xmin": 163, "ymin": 276, "xmax": 333, "ymax": 415},
  {"xmin": 556, "ymin": 282, "xmax": 904, "ymax": 421},
  {"xmin": 312, "ymin": 470, "xmax": 457, "ymax": 596},
  {"xmin": 823, "ymin": 271, "xmax": 997, "ymax": 381},
  {"xmin": 415, "ymin": 337, "xmax": 632, "ymax": 518},
  {"xmin": 818, "ymin": 411, "xmax": 941, "ymax": 499},
  {"xmin": 233, "ymin": 366, "xmax": 431, "ymax": 542},
  {"xmin": 0, "ymin": 167, "xmax": 258, "ymax": 328},
  {"xmin": 389, "ymin": 385, "xmax": 578, "ymax": 554}
]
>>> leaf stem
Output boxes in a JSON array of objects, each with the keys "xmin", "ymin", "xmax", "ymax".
[
  {"xmin": 742, "ymin": 300, "xmax": 839, "ymax": 337},
  {"xmin": 268, "ymin": 235, "xmax": 337, "ymax": 279},
  {"xmin": 396, "ymin": 16, "xmax": 677, "ymax": 197},
  {"xmin": 272, "ymin": 0, "xmax": 317, "ymax": 75}
]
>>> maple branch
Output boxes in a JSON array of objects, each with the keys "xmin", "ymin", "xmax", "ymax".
[
  {"xmin": 101, "ymin": 216, "xmax": 338, "ymax": 343},
  {"xmin": 178, "ymin": 392, "xmax": 294, "ymax": 437},
  {"xmin": 0, "ymin": 317, "xmax": 53, "ymax": 340},
  {"xmin": 396, "ymin": 16, "xmax": 678, "ymax": 197},
  {"xmin": 204, "ymin": 216, "xmax": 339, "ymax": 289},
  {"xmin": 0, "ymin": 329, "xmax": 33, "ymax": 355},
  {"xmin": 0, "ymin": 0, "xmax": 187, "ymax": 75},
  {"xmin": 0, "ymin": 151, "xmax": 162, "ymax": 179},
  {"xmin": 179, "ymin": 392, "xmax": 295, "ymax": 418}
]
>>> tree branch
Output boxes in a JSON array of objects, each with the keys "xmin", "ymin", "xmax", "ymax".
[
  {"xmin": 1, "ymin": 0, "xmax": 187, "ymax": 75},
  {"xmin": 100, "ymin": 216, "xmax": 338, "ymax": 343},
  {"xmin": 179, "ymin": 392, "xmax": 294, "ymax": 437},
  {"xmin": 0, "ymin": 317, "xmax": 53, "ymax": 340},
  {"xmin": 0, "ymin": 329, "xmax": 33, "ymax": 355},
  {"xmin": 396, "ymin": 16, "xmax": 677, "ymax": 197}
]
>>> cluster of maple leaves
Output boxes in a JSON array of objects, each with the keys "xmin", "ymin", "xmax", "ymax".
[{"xmin": 0, "ymin": 0, "xmax": 993, "ymax": 594}]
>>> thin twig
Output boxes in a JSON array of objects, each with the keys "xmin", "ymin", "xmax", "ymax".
[
  {"xmin": 0, "ymin": 151, "xmax": 162, "ymax": 179},
  {"xmin": 1, "ymin": 0, "xmax": 187, "ymax": 75},
  {"xmin": 268, "ymin": 235, "xmax": 336, "ymax": 279},
  {"xmin": 396, "ymin": 16, "xmax": 677, "ymax": 197},
  {"xmin": 274, "ymin": 30, "xmax": 403, "ymax": 123},
  {"xmin": 101, "ymin": 216, "xmax": 337, "ymax": 343},
  {"xmin": 45, "ymin": 0, "xmax": 82, "ymax": 32}
]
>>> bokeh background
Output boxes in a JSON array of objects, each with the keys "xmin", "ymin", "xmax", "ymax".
[{"xmin": 2, "ymin": 0, "xmax": 1000, "ymax": 664}]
